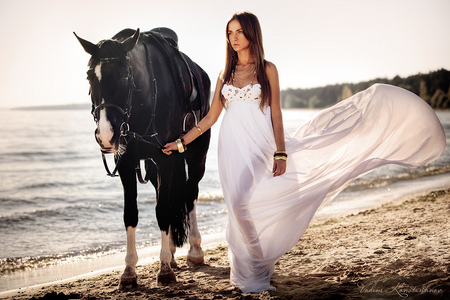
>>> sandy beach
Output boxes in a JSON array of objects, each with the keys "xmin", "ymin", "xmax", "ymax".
[{"xmin": 2, "ymin": 187, "xmax": 449, "ymax": 300}]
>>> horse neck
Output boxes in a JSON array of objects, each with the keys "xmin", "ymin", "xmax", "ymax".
[{"xmin": 128, "ymin": 45, "xmax": 186, "ymax": 141}]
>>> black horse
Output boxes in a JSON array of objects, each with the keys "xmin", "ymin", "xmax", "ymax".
[{"xmin": 74, "ymin": 28, "xmax": 211, "ymax": 286}]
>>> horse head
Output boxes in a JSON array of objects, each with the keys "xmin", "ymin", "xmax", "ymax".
[{"xmin": 74, "ymin": 29, "xmax": 140, "ymax": 153}]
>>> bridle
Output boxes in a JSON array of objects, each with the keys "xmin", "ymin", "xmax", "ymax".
[
  {"xmin": 91, "ymin": 36, "xmax": 197, "ymax": 180},
  {"xmin": 91, "ymin": 53, "xmax": 165, "ymax": 178},
  {"xmin": 92, "ymin": 57, "xmax": 134, "ymax": 130}
]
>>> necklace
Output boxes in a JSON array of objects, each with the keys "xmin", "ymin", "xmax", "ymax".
[
  {"xmin": 235, "ymin": 62, "xmax": 254, "ymax": 72},
  {"xmin": 232, "ymin": 63, "xmax": 256, "ymax": 91}
]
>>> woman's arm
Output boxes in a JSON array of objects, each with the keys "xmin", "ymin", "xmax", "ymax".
[
  {"xmin": 266, "ymin": 61, "xmax": 286, "ymax": 176},
  {"xmin": 162, "ymin": 76, "xmax": 224, "ymax": 155}
]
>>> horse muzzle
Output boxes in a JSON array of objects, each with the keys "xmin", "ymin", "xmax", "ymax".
[{"xmin": 95, "ymin": 129, "xmax": 120, "ymax": 154}]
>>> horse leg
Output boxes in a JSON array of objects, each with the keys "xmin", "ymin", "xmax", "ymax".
[
  {"xmin": 147, "ymin": 159, "xmax": 178, "ymax": 282},
  {"xmin": 120, "ymin": 226, "xmax": 138, "ymax": 287},
  {"xmin": 157, "ymin": 226, "xmax": 177, "ymax": 284},
  {"xmin": 154, "ymin": 154, "xmax": 182, "ymax": 284},
  {"xmin": 119, "ymin": 154, "xmax": 139, "ymax": 287},
  {"xmin": 187, "ymin": 200, "xmax": 204, "ymax": 266},
  {"xmin": 184, "ymin": 132, "xmax": 210, "ymax": 267},
  {"xmin": 146, "ymin": 159, "xmax": 177, "ymax": 268}
]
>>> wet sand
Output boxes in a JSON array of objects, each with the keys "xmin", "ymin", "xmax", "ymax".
[{"xmin": 2, "ymin": 188, "xmax": 449, "ymax": 299}]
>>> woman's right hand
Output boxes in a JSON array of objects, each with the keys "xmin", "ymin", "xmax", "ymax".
[{"xmin": 162, "ymin": 142, "xmax": 177, "ymax": 155}]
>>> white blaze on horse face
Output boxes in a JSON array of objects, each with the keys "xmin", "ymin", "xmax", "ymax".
[
  {"xmin": 94, "ymin": 62, "xmax": 102, "ymax": 82},
  {"xmin": 97, "ymin": 106, "xmax": 115, "ymax": 149}
]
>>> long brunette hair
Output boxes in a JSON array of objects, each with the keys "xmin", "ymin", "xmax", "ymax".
[{"xmin": 220, "ymin": 12, "xmax": 271, "ymax": 110}]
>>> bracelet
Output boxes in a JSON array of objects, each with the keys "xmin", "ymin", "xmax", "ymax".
[
  {"xmin": 274, "ymin": 153, "xmax": 287, "ymax": 157},
  {"xmin": 176, "ymin": 138, "xmax": 185, "ymax": 153},
  {"xmin": 274, "ymin": 150, "xmax": 287, "ymax": 154},
  {"xmin": 274, "ymin": 156, "xmax": 287, "ymax": 161},
  {"xmin": 195, "ymin": 125, "xmax": 203, "ymax": 135},
  {"xmin": 274, "ymin": 151, "xmax": 287, "ymax": 158},
  {"xmin": 180, "ymin": 137, "xmax": 187, "ymax": 149}
]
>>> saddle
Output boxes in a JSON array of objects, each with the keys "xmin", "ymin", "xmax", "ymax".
[
  {"xmin": 146, "ymin": 28, "xmax": 199, "ymax": 105},
  {"xmin": 149, "ymin": 27, "xmax": 179, "ymax": 49},
  {"xmin": 145, "ymin": 28, "xmax": 207, "ymax": 132}
]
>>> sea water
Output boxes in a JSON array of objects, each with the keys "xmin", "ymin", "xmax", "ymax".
[{"xmin": 0, "ymin": 107, "xmax": 449, "ymax": 287}]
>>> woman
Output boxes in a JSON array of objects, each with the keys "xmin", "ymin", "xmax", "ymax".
[{"xmin": 163, "ymin": 12, "xmax": 446, "ymax": 293}]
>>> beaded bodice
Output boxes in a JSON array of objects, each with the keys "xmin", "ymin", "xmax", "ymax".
[{"xmin": 221, "ymin": 84, "xmax": 261, "ymax": 105}]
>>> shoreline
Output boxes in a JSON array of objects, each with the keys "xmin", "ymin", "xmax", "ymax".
[{"xmin": 2, "ymin": 184, "xmax": 449, "ymax": 299}]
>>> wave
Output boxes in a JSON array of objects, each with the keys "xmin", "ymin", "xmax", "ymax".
[
  {"xmin": 0, "ymin": 244, "xmax": 124, "ymax": 275},
  {"xmin": 0, "ymin": 150, "xmax": 96, "ymax": 163},
  {"xmin": 0, "ymin": 202, "xmax": 118, "ymax": 230},
  {"xmin": 198, "ymin": 192, "xmax": 224, "ymax": 202},
  {"xmin": 0, "ymin": 207, "xmax": 69, "ymax": 230},
  {"xmin": 19, "ymin": 182, "xmax": 75, "ymax": 191},
  {"xmin": 347, "ymin": 165, "xmax": 450, "ymax": 191}
]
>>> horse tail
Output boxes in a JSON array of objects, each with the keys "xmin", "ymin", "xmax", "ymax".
[
  {"xmin": 170, "ymin": 204, "xmax": 190, "ymax": 247},
  {"xmin": 169, "ymin": 155, "xmax": 191, "ymax": 247}
]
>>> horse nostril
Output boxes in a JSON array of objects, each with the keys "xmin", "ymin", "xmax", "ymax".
[{"xmin": 95, "ymin": 136, "xmax": 103, "ymax": 147}]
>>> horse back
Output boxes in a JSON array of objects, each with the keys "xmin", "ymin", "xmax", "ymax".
[{"xmin": 110, "ymin": 28, "xmax": 210, "ymax": 118}]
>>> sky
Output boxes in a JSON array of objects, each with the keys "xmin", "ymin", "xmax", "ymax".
[{"xmin": 0, "ymin": 0, "xmax": 449, "ymax": 108}]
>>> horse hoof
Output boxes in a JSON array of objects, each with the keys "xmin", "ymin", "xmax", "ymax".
[
  {"xmin": 119, "ymin": 266, "xmax": 138, "ymax": 288},
  {"xmin": 187, "ymin": 254, "xmax": 204, "ymax": 267},
  {"xmin": 157, "ymin": 262, "xmax": 176, "ymax": 285},
  {"xmin": 120, "ymin": 274, "xmax": 138, "ymax": 288},
  {"xmin": 157, "ymin": 270, "xmax": 177, "ymax": 284}
]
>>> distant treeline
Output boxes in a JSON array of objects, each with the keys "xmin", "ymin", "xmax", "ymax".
[{"xmin": 281, "ymin": 69, "xmax": 450, "ymax": 109}]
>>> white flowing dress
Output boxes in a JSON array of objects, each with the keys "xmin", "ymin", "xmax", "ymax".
[{"xmin": 218, "ymin": 83, "xmax": 446, "ymax": 293}]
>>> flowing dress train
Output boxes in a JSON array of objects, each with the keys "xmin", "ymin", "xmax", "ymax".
[{"xmin": 218, "ymin": 83, "xmax": 446, "ymax": 293}]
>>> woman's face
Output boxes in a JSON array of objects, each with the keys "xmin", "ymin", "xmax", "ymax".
[{"xmin": 228, "ymin": 19, "xmax": 250, "ymax": 53}]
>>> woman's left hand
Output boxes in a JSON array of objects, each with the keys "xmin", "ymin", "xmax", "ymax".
[
  {"xmin": 272, "ymin": 159, "xmax": 286, "ymax": 177},
  {"xmin": 162, "ymin": 142, "xmax": 177, "ymax": 155}
]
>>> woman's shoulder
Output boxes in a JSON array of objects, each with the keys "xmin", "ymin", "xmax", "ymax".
[
  {"xmin": 264, "ymin": 60, "xmax": 279, "ymax": 79},
  {"xmin": 264, "ymin": 60, "xmax": 276, "ymax": 69}
]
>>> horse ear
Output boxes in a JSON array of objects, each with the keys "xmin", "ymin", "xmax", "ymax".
[
  {"xmin": 73, "ymin": 32, "xmax": 98, "ymax": 56},
  {"xmin": 121, "ymin": 28, "xmax": 140, "ymax": 53}
]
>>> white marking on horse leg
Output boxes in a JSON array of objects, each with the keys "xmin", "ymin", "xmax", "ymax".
[
  {"xmin": 168, "ymin": 228, "xmax": 177, "ymax": 268},
  {"xmin": 94, "ymin": 62, "xmax": 102, "ymax": 82},
  {"xmin": 187, "ymin": 200, "xmax": 204, "ymax": 266},
  {"xmin": 157, "ymin": 227, "xmax": 176, "ymax": 284},
  {"xmin": 125, "ymin": 226, "xmax": 138, "ymax": 267},
  {"xmin": 120, "ymin": 226, "xmax": 138, "ymax": 286},
  {"xmin": 97, "ymin": 108, "xmax": 114, "ymax": 149},
  {"xmin": 160, "ymin": 228, "xmax": 172, "ymax": 265}
]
